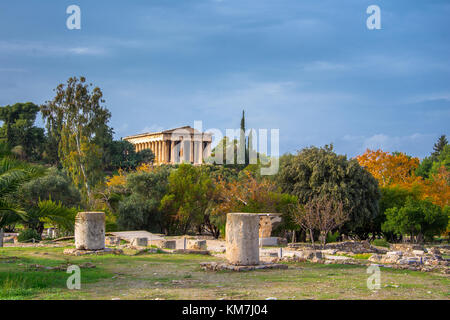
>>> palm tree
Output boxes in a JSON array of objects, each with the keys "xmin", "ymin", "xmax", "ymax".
[{"xmin": 0, "ymin": 143, "xmax": 44, "ymax": 246}]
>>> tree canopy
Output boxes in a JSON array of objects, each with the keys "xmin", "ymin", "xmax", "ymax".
[
  {"xmin": 41, "ymin": 76, "xmax": 113, "ymax": 204},
  {"xmin": 277, "ymin": 145, "xmax": 380, "ymax": 239},
  {"xmin": 0, "ymin": 102, "xmax": 45, "ymax": 161}
]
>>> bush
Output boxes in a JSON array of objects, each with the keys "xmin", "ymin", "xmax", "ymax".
[
  {"xmin": 382, "ymin": 197, "xmax": 448, "ymax": 242},
  {"xmin": 17, "ymin": 229, "xmax": 41, "ymax": 243},
  {"xmin": 372, "ymin": 238, "xmax": 390, "ymax": 248},
  {"xmin": 326, "ymin": 231, "xmax": 340, "ymax": 243}
]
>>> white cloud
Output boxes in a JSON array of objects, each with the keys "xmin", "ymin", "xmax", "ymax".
[
  {"xmin": 0, "ymin": 41, "xmax": 107, "ymax": 56},
  {"xmin": 140, "ymin": 124, "xmax": 165, "ymax": 134},
  {"xmin": 353, "ymin": 133, "xmax": 435, "ymax": 157}
]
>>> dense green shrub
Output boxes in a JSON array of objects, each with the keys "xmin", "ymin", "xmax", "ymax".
[
  {"xmin": 17, "ymin": 229, "xmax": 41, "ymax": 243},
  {"xmin": 18, "ymin": 167, "xmax": 81, "ymax": 208},
  {"xmin": 372, "ymin": 238, "xmax": 390, "ymax": 248},
  {"xmin": 326, "ymin": 231, "xmax": 340, "ymax": 243},
  {"xmin": 116, "ymin": 166, "xmax": 171, "ymax": 233}
]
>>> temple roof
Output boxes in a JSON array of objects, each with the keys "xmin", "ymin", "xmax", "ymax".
[{"xmin": 123, "ymin": 126, "xmax": 210, "ymax": 140}]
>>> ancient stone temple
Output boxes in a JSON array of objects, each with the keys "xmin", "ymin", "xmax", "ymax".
[{"xmin": 123, "ymin": 126, "xmax": 212, "ymax": 165}]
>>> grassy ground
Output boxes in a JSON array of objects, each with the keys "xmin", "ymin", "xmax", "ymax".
[{"xmin": 0, "ymin": 246, "xmax": 448, "ymax": 300}]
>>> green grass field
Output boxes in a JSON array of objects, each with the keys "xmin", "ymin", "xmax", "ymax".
[{"xmin": 0, "ymin": 246, "xmax": 448, "ymax": 300}]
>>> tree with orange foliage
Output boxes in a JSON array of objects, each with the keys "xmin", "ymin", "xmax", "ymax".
[
  {"xmin": 356, "ymin": 149, "xmax": 420, "ymax": 187},
  {"xmin": 210, "ymin": 171, "xmax": 296, "ymax": 237},
  {"xmin": 357, "ymin": 149, "xmax": 449, "ymax": 208},
  {"xmin": 407, "ymin": 167, "xmax": 450, "ymax": 207}
]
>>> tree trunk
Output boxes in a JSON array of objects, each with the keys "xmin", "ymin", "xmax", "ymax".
[
  {"xmin": 75, "ymin": 133, "xmax": 91, "ymax": 202},
  {"xmin": 309, "ymin": 229, "xmax": 315, "ymax": 250},
  {"xmin": 0, "ymin": 228, "xmax": 4, "ymax": 248},
  {"xmin": 417, "ymin": 232, "xmax": 423, "ymax": 244},
  {"xmin": 319, "ymin": 231, "xmax": 327, "ymax": 249}
]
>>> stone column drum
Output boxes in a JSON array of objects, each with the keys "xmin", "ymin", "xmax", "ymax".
[
  {"xmin": 226, "ymin": 213, "xmax": 260, "ymax": 265},
  {"xmin": 75, "ymin": 212, "xmax": 105, "ymax": 250}
]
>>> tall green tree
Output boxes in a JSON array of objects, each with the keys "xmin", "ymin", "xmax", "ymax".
[
  {"xmin": 277, "ymin": 145, "xmax": 381, "ymax": 239},
  {"xmin": 240, "ymin": 110, "xmax": 247, "ymax": 164},
  {"xmin": 432, "ymin": 134, "xmax": 448, "ymax": 159},
  {"xmin": 41, "ymin": 77, "xmax": 112, "ymax": 204},
  {"xmin": 161, "ymin": 164, "xmax": 213, "ymax": 235},
  {"xmin": 382, "ymin": 197, "xmax": 448, "ymax": 243},
  {"xmin": 0, "ymin": 102, "xmax": 46, "ymax": 161},
  {"xmin": 105, "ymin": 140, "xmax": 155, "ymax": 172},
  {"xmin": 416, "ymin": 135, "xmax": 449, "ymax": 178},
  {"xmin": 115, "ymin": 166, "xmax": 171, "ymax": 233}
]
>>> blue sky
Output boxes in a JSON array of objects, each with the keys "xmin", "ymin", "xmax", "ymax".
[{"xmin": 0, "ymin": 0, "xmax": 449, "ymax": 158}]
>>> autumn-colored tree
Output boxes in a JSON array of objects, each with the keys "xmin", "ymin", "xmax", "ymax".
[
  {"xmin": 406, "ymin": 167, "xmax": 450, "ymax": 207},
  {"xmin": 357, "ymin": 149, "xmax": 449, "ymax": 208},
  {"xmin": 356, "ymin": 149, "xmax": 420, "ymax": 187},
  {"xmin": 210, "ymin": 171, "xmax": 296, "ymax": 237}
]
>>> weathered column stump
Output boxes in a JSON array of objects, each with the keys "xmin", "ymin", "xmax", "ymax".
[
  {"xmin": 200, "ymin": 212, "xmax": 288, "ymax": 272},
  {"xmin": 75, "ymin": 212, "xmax": 105, "ymax": 250},
  {"xmin": 226, "ymin": 212, "xmax": 260, "ymax": 266}
]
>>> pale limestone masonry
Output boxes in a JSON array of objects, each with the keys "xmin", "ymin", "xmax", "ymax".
[
  {"xmin": 123, "ymin": 126, "xmax": 212, "ymax": 165},
  {"xmin": 187, "ymin": 239, "xmax": 207, "ymax": 250},
  {"xmin": 75, "ymin": 212, "xmax": 105, "ymax": 250},
  {"xmin": 258, "ymin": 213, "xmax": 282, "ymax": 238},
  {"xmin": 154, "ymin": 239, "xmax": 177, "ymax": 249},
  {"xmin": 105, "ymin": 236, "xmax": 121, "ymax": 246},
  {"xmin": 226, "ymin": 213, "xmax": 260, "ymax": 266},
  {"xmin": 131, "ymin": 237, "xmax": 148, "ymax": 247}
]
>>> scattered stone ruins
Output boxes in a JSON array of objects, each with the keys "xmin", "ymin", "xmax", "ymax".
[
  {"xmin": 368, "ymin": 245, "xmax": 449, "ymax": 273},
  {"xmin": 187, "ymin": 239, "xmax": 207, "ymax": 250},
  {"xmin": 14, "ymin": 208, "xmax": 448, "ymax": 274},
  {"xmin": 123, "ymin": 126, "xmax": 212, "ymax": 165},
  {"xmin": 281, "ymin": 241, "xmax": 450, "ymax": 274}
]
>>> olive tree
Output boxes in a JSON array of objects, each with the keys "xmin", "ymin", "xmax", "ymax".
[{"xmin": 277, "ymin": 145, "xmax": 380, "ymax": 239}]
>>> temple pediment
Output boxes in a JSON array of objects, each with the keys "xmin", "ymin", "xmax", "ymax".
[{"xmin": 123, "ymin": 126, "xmax": 212, "ymax": 165}]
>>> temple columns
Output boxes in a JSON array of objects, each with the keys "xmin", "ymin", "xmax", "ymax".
[
  {"xmin": 162, "ymin": 141, "xmax": 166, "ymax": 163},
  {"xmin": 183, "ymin": 140, "xmax": 190, "ymax": 163},
  {"xmin": 171, "ymin": 141, "xmax": 176, "ymax": 164},
  {"xmin": 131, "ymin": 138, "xmax": 211, "ymax": 165},
  {"xmin": 195, "ymin": 140, "xmax": 203, "ymax": 164},
  {"xmin": 190, "ymin": 140, "xmax": 194, "ymax": 163},
  {"xmin": 158, "ymin": 141, "xmax": 162, "ymax": 164}
]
